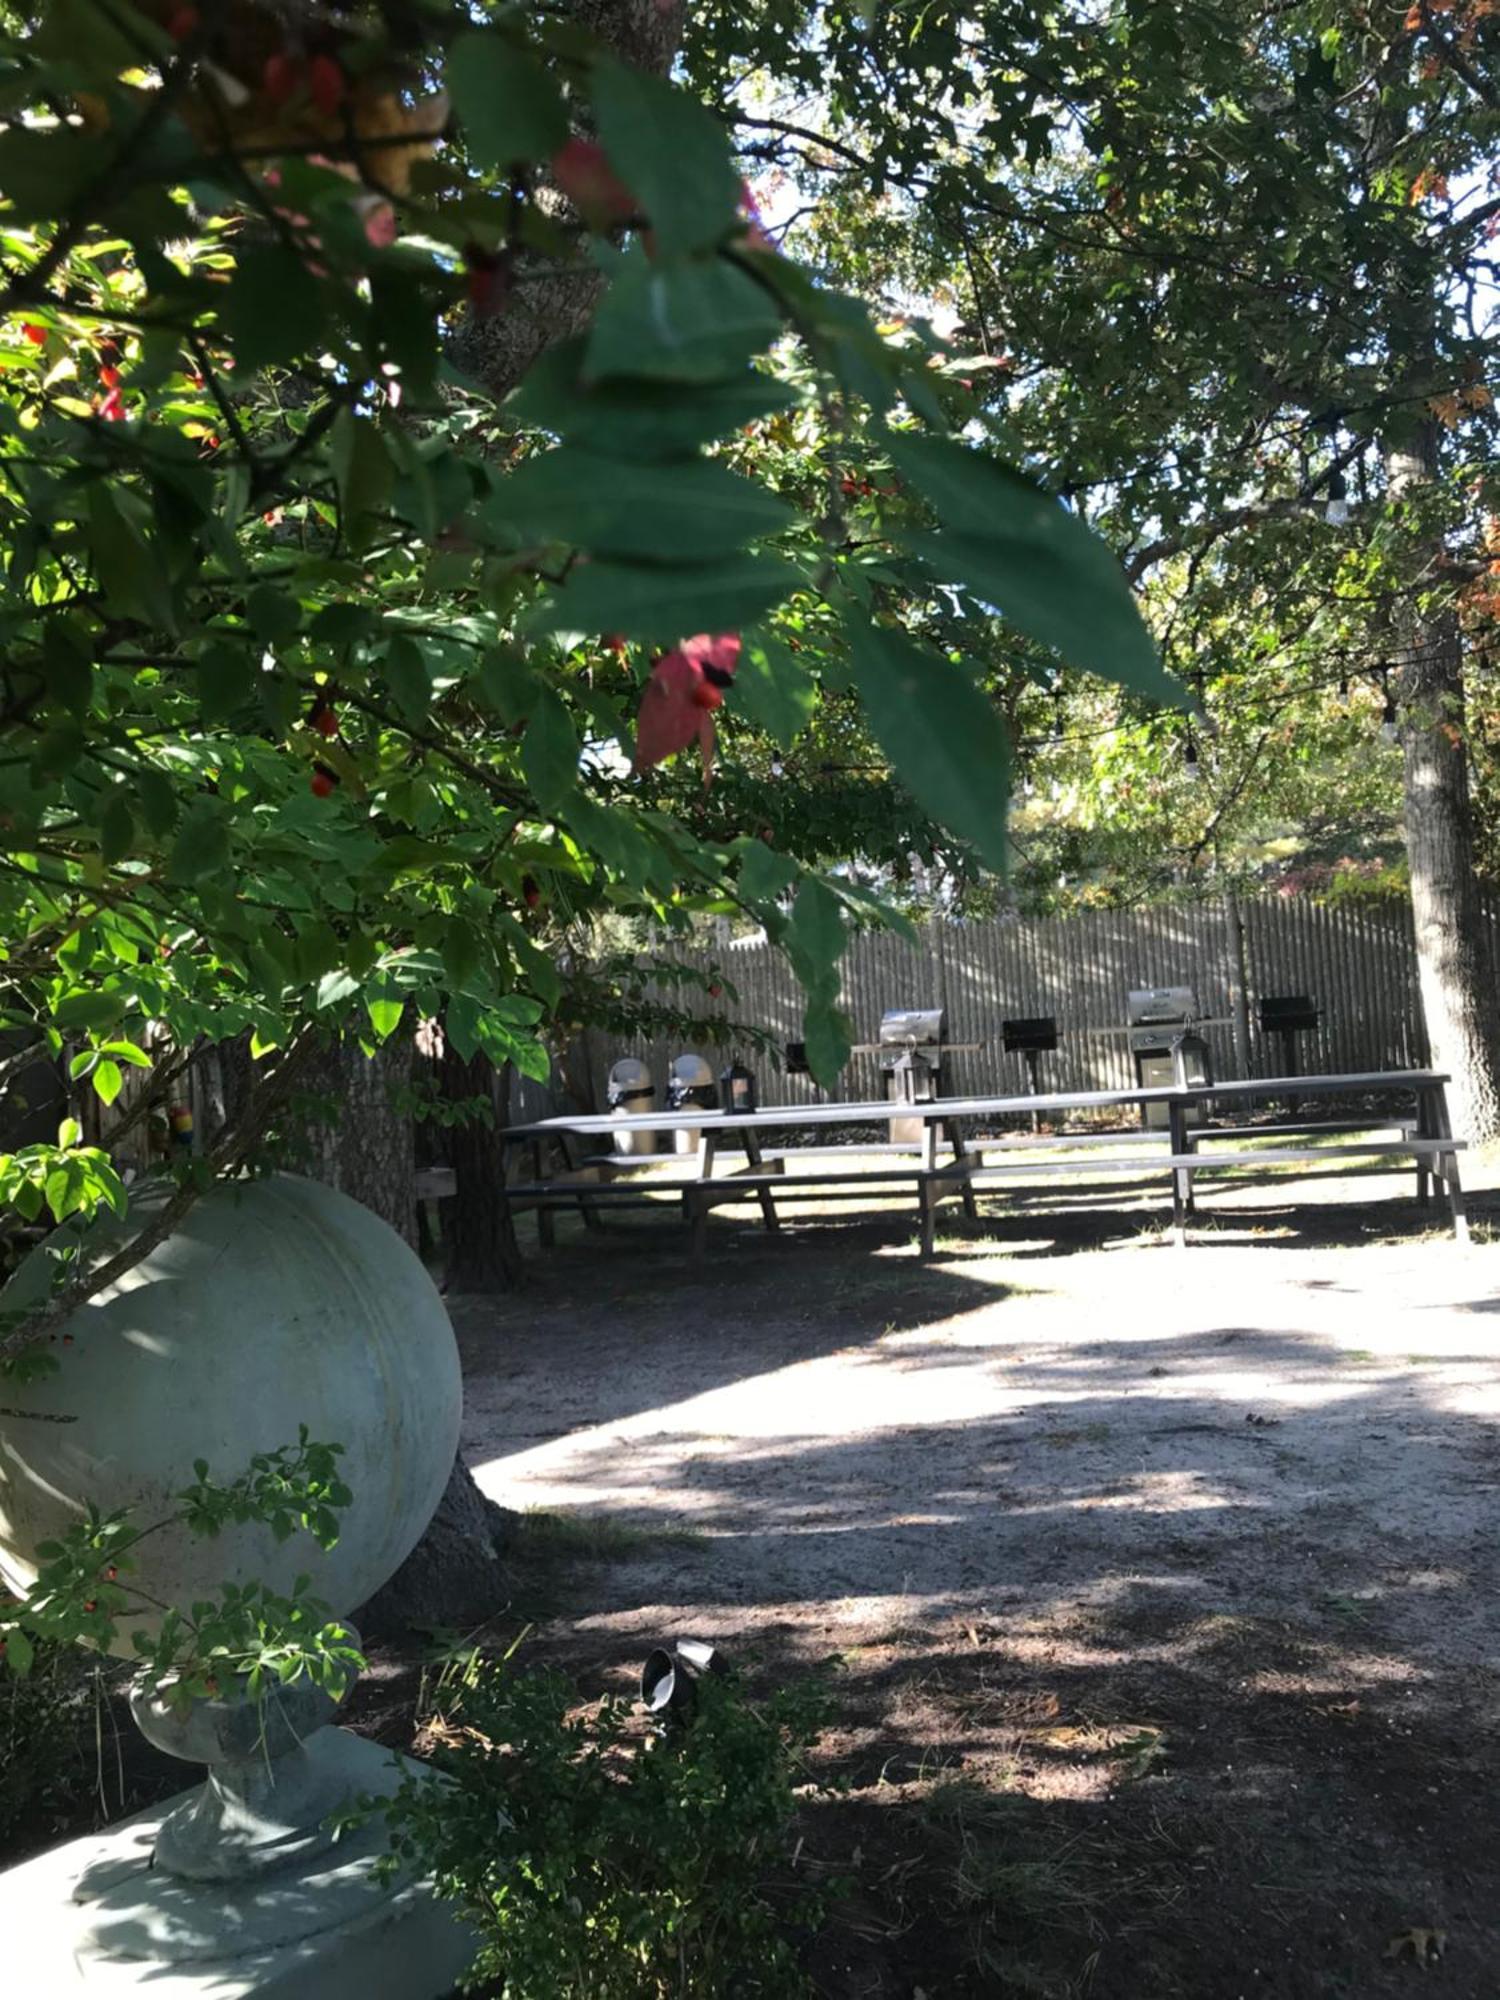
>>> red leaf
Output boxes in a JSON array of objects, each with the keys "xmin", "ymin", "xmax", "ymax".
[
  {"xmin": 551, "ymin": 139, "xmax": 637, "ymax": 229},
  {"xmin": 633, "ymin": 634, "xmax": 741, "ymax": 778}
]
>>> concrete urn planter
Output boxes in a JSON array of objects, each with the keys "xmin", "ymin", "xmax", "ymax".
[
  {"xmin": 0, "ymin": 1172, "xmax": 469, "ymax": 1972},
  {"xmin": 0, "ymin": 1171, "xmax": 462, "ymax": 1636}
]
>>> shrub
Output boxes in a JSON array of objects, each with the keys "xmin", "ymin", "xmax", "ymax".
[
  {"xmin": 0, "ymin": 1630, "xmax": 89, "ymax": 1850},
  {"xmin": 378, "ymin": 1656, "xmax": 834, "ymax": 1998}
]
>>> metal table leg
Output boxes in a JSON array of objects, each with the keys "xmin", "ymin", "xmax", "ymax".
[
  {"xmin": 946, "ymin": 1118, "xmax": 979, "ymax": 1222},
  {"xmin": 557, "ymin": 1130, "xmax": 603, "ymax": 1231},
  {"xmin": 1426, "ymin": 1084, "xmax": 1470, "ymax": 1244},
  {"xmin": 1167, "ymin": 1099, "xmax": 1191, "ymax": 1248},
  {"xmin": 742, "ymin": 1127, "xmax": 780, "ymax": 1233}
]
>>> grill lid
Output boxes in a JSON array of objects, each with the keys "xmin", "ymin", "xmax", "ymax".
[
  {"xmin": 1126, "ymin": 986, "xmax": 1199, "ymax": 1027},
  {"xmin": 877, "ymin": 1008, "xmax": 944, "ymax": 1047}
]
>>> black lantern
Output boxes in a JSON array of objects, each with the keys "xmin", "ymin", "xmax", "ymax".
[{"xmin": 720, "ymin": 1060, "xmax": 757, "ymax": 1116}]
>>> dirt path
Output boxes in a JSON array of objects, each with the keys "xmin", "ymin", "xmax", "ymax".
[{"xmin": 458, "ymin": 1167, "xmax": 1500, "ymax": 1997}]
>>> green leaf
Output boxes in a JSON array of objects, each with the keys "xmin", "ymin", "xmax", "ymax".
[
  {"xmin": 852, "ymin": 622, "xmax": 1011, "ymax": 873},
  {"xmin": 732, "ymin": 634, "xmax": 816, "ymax": 749},
  {"xmin": 222, "ymin": 245, "xmax": 327, "ymax": 372},
  {"xmin": 315, "ymin": 971, "xmax": 360, "ymax": 1011},
  {"xmin": 586, "ymin": 258, "xmax": 781, "ymax": 386},
  {"xmin": 54, "ymin": 992, "xmax": 126, "ymax": 1035},
  {"xmin": 167, "ymin": 802, "xmax": 233, "ymax": 884},
  {"xmin": 86, "ymin": 488, "xmax": 175, "ymax": 632},
  {"xmin": 509, "ymin": 341, "xmax": 800, "ymax": 459},
  {"xmin": 787, "ymin": 877, "xmax": 846, "ymax": 1003},
  {"xmin": 590, "ymin": 58, "xmax": 741, "ymax": 258},
  {"xmin": 4, "ymin": 1627, "xmax": 33, "ymax": 1677},
  {"xmin": 134, "ymin": 767, "xmax": 178, "ymax": 838},
  {"xmin": 330, "ymin": 411, "xmax": 394, "ymax": 553},
  {"xmin": 382, "ymin": 633, "xmax": 431, "ymax": 722},
  {"xmin": 481, "ymin": 449, "xmax": 792, "ymax": 561},
  {"xmin": 93, "ymin": 1059, "xmax": 123, "ymax": 1107},
  {"xmin": 527, "ymin": 554, "xmax": 799, "ymax": 641},
  {"xmin": 885, "ymin": 435, "xmax": 1177, "ymax": 703},
  {"xmin": 99, "ymin": 1040, "xmax": 152, "ymax": 1068},
  {"xmin": 802, "ymin": 997, "xmax": 852, "ymax": 1087},
  {"xmin": 364, "ymin": 981, "xmax": 404, "ymax": 1043},
  {"xmin": 57, "ymin": 1116, "xmax": 82, "ymax": 1148},
  {"xmin": 737, "ymin": 838, "xmax": 798, "ymax": 905},
  {"xmin": 448, "ymin": 30, "xmax": 568, "ymax": 170},
  {"xmin": 99, "ymin": 792, "xmax": 134, "ymax": 865},
  {"xmin": 247, "ymin": 585, "xmax": 302, "ymax": 645},
  {"xmin": 197, "ymin": 644, "xmax": 256, "ymax": 723},
  {"xmin": 42, "ymin": 624, "xmax": 91, "ymax": 717},
  {"xmin": 522, "ymin": 690, "xmax": 580, "ymax": 814}
]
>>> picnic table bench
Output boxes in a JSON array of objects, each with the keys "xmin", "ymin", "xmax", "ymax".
[{"xmin": 501, "ymin": 1069, "xmax": 1467, "ymax": 1258}]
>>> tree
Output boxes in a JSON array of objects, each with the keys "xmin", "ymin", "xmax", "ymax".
[
  {"xmin": 0, "ymin": 1, "xmax": 1165, "ymax": 1627},
  {"xmin": 712, "ymin": 0, "xmax": 1500, "ymax": 1133}
]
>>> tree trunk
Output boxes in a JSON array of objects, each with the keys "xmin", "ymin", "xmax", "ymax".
[
  {"xmin": 1387, "ymin": 428, "xmax": 1500, "ymax": 1142},
  {"xmin": 303, "ymin": 1029, "xmax": 514, "ymax": 1634},
  {"xmin": 357, "ymin": 1454, "xmax": 514, "ymax": 1639},
  {"xmin": 345, "ymin": 0, "xmax": 689, "ymax": 1628},
  {"xmin": 307, "ymin": 1032, "xmax": 417, "ymax": 1246},
  {"xmin": 440, "ymin": 1042, "xmax": 522, "ymax": 1290}
]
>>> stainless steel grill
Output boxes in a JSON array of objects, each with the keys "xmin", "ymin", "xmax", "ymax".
[
  {"xmin": 876, "ymin": 1008, "xmax": 944, "ymax": 1141},
  {"xmin": 1126, "ymin": 987, "xmax": 1211, "ymax": 1129},
  {"xmin": 1126, "ymin": 986, "xmax": 1200, "ymax": 1056}
]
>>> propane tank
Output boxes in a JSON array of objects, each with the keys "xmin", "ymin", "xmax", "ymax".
[{"xmin": 606, "ymin": 1057, "xmax": 658, "ymax": 1157}]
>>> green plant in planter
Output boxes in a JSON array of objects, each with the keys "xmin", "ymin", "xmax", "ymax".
[
  {"xmin": 0, "ymin": 1428, "xmax": 361, "ymax": 1707},
  {"xmin": 372, "ymin": 1658, "xmax": 837, "ymax": 1998}
]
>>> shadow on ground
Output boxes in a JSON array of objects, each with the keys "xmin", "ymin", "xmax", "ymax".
[{"xmin": 447, "ymin": 1178, "xmax": 1500, "ymax": 1997}]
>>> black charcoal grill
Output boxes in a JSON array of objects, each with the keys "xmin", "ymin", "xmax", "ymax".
[
  {"xmin": 1002, "ymin": 1016, "xmax": 1058, "ymax": 1127},
  {"xmin": 1258, "ymin": 994, "xmax": 1320, "ymax": 1111}
]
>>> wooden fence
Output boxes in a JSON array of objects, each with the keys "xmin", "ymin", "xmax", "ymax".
[{"xmin": 563, "ymin": 893, "xmax": 1498, "ymax": 1114}]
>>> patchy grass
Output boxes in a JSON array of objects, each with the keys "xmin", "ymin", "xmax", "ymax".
[{"xmin": 515, "ymin": 1508, "xmax": 708, "ymax": 1561}]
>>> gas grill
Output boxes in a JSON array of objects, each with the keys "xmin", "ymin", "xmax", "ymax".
[{"xmin": 1127, "ymin": 986, "xmax": 1213, "ymax": 1129}]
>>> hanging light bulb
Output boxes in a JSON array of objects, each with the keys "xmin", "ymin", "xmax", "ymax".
[
  {"xmin": 1325, "ymin": 469, "xmax": 1349, "ymax": 527},
  {"xmin": 1381, "ymin": 693, "xmax": 1399, "ymax": 744},
  {"xmin": 1182, "ymin": 731, "xmax": 1203, "ymax": 781},
  {"xmin": 770, "ymin": 754, "xmax": 784, "ymax": 779}
]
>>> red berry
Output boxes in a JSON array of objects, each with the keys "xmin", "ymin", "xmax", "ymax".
[
  {"xmin": 307, "ymin": 54, "xmax": 345, "ymax": 118},
  {"xmin": 310, "ymin": 701, "xmax": 338, "ymax": 739},
  {"xmin": 204, "ymin": 1676, "xmax": 220, "ymax": 1696},
  {"xmin": 522, "ymin": 875, "xmax": 541, "ymax": 909},
  {"xmin": 99, "ymin": 364, "xmax": 121, "ymax": 388},
  {"xmin": 463, "ymin": 245, "xmax": 511, "ymax": 320},
  {"xmin": 21, "ymin": 322, "xmax": 45, "ymax": 346},
  {"xmin": 310, "ymin": 765, "xmax": 338, "ymax": 798},
  {"xmin": 83, "ymin": 1600, "xmax": 96, "ymax": 1613},
  {"xmin": 167, "ymin": 5, "xmax": 199, "ymax": 38},
  {"xmin": 105, "ymin": 1566, "xmax": 118, "ymax": 1581},
  {"xmin": 707, "ymin": 982, "xmax": 722, "ymax": 998},
  {"xmin": 263, "ymin": 52, "xmax": 298, "ymax": 104},
  {"xmin": 62, "ymin": 1334, "xmax": 74, "ymax": 1347},
  {"xmin": 602, "ymin": 634, "xmax": 628, "ymax": 655},
  {"xmin": 97, "ymin": 387, "xmax": 125, "ymax": 421}
]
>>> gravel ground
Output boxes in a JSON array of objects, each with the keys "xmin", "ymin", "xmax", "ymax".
[{"xmin": 454, "ymin": 1156, "xmax": 1500, "ymax": 1996}]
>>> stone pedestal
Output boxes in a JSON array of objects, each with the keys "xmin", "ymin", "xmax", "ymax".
[{"xmin": 0, "ymin": 1730, "xmax": 473, "ymax": 1998}]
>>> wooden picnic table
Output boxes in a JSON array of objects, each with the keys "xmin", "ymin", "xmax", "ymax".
[{"xmin": 501, "ymin": 1068, "xmax": 1466, "ymax": 1258}]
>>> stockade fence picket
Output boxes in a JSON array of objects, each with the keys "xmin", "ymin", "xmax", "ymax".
[{"xmin": 561, "ymin": 893, "xmax": 1499, "ymax": 1119}]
